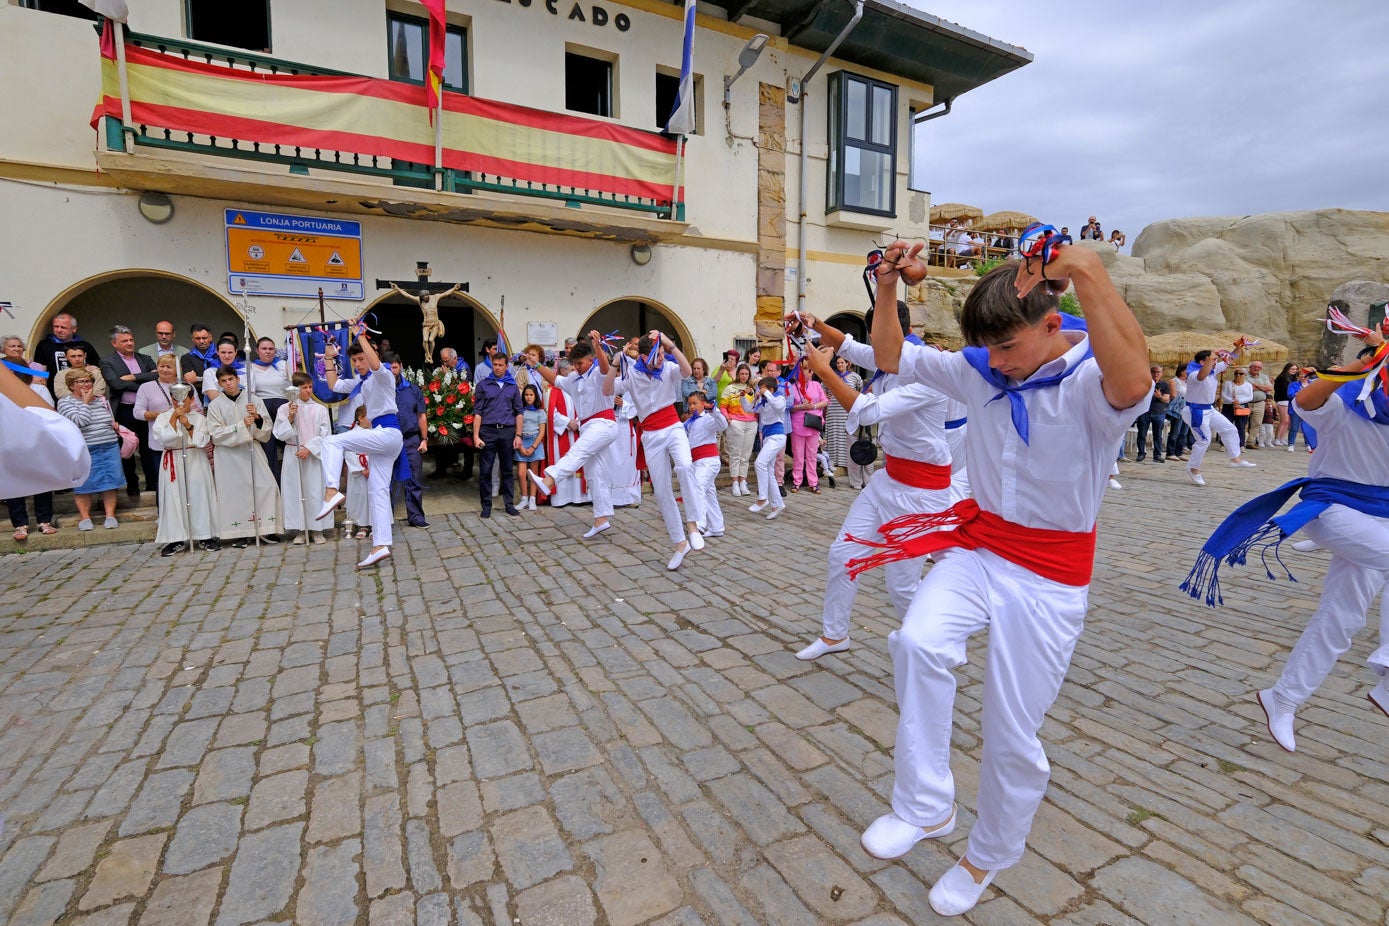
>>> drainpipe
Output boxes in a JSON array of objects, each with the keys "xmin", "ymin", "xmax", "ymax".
[
  {"xmin": 794, "ymin": 0, "xmax": 864, "ymax": 314},
  {"xmin": 912, "ymin": 97, "xmax": 952, "ymax": 125}
]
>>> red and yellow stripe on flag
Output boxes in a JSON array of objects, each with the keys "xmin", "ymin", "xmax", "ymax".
[
  {"xmin": 93, "ymin": 38, "xmax": 679, "ymax": 202},
  {"xmin": 422, "ymin": 0, "xmax": 446, "ymax": 122}
]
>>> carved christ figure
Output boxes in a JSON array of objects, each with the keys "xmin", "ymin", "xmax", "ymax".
[{"xmin": 390, "ymin": 282, "xmax": 465, "ymax": 363}]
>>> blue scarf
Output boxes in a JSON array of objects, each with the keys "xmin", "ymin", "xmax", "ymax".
[
  {"xmin": 485, "ymin": 368, "xmax": 517, "ymax": 387},
  {"xmin": 682, "ymin": 410, "xmax": 702, "ymax": 435},
  {"xmin": 1182, "ymin": 476, "xmax": 1389, "ymax": 606},
  {"xmin": 189, "ymin": 344, "xmax": 219, "ymax": 366},
  {"xmin": 1340, "ymin": 380, "xmax": 1389, "ymax": 425},
  {"xmin": 635, "ymin": 354, "xmax": 665, "ymax": 380},
  {"xmin": 961, "ymin": 340, "xmax": 1092, "ymax": 444},
  {"xmin": 3, "ymin": 359, "xmax": 47, "ymax": 378}
]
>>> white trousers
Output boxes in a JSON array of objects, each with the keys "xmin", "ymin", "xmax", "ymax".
[
  {"xmin": 1182, "ymin": 406, "xmax": 1240, "ymax": 470},
  {"xmin": 321, "ymin": 426, "xmax": 403, "ymax": 547},
  {"xmin": 822, "ymin": 469, "xmax": 956, "ymax": 640},
  {"xmin": 546, "ymin": 418, "xmax": 618, "ymax": 519},
  {"xmin": 642, "ymin": 423, "xmax": 703, "ymax": 543},
  {"xmin": 753, "ymin": 434, "xmax": 787, "ymax": 508},
  {"xmin": 692, "ymin": 457, "xmax": 724, "ymax": 534},
  {"xmin": 725, "ymin": 418, "xmax": 757, "ymax": 480},
  {"xmin": 889, "ymin": 548, "xmax": 1088, "ymax": 870},
  {"xmin": 1271, "ymin": 505, "xmax": 1389, "ymax": 708}
]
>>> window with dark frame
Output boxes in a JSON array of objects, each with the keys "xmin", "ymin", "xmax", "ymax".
[
  {"xmin": 655, "ymin": 70, "xmax": 699, "ymax": 135},
  {"xmin": 386, "ymin": 13, "xmax": 470, "ymax": 185},
  {"xmin": 566, "ymin": 51, "xmax": 613, "ymax": 118},
  {"xmin": 19, "ymin": 0, "xmax": 99, "ymax": 22},
  {"xmin": 187, "ymin": 0, "xmax": 271, "ymax": 53},
  {"xmin": 827, "ymin": 71, "xmax": 898, "ymax": 216}
]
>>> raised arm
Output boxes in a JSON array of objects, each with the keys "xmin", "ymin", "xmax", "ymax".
[
  {"xmin": 867, "ymin": 240, "xmax": 928, "ymax": 373},
  {"xmin": 804, "ymin": 342, "xmax": 860, "ymax": 412},
  {"xmin": 657, "ymin": 331, "xmax": 692, "ymax": 378},
  {"xmin": 790, "ymin": 311, "xmax": 847, "ymax": 351},
  {"xmin": 1297, "ymin": 330, "xmax": 1383, "ymax": 411},
  {"xmin": 590, "ymin": 331, "xmax": 611, "ymax": 377}
]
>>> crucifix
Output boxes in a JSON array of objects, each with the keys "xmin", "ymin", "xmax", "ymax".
[{"xmin": 376, "ymin": 261, "xmax": 469, "ymax": 364}]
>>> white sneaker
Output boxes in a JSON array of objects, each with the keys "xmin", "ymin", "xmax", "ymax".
[
  {"xmin": 860, "ymin": 806, "xmax": 956, "ymax": 860},
  {"xmin": 748, "ymin": 500, "xmax": 767, "ymax": 513},
  {"xmin": 689, "ymin": 530, "xmax": 705, "ymax": 551},
  {"xmin": 765, "ymin": 506, "xmax": 783, "ymax": 520},
  {"xmin": 1257, "ymin": 689, "xmax": 1296, "ymax": 752},
  {"xmin": 77, "ymin": 519, "xmax": 94, "ymax": 531},
  {"xmin": 103, "ymin": 517, "xmax": 119, "ymax": 529},
  {"xmin": 667, "ymin": 545, "xmax": 689, "ymax": 571},
  {"xmin": 315, "ymin": 491, "xmax": 346, "ymax": 521},
  {"xmin": 583, "ymin": 522, "xmax": 612, "ymax": 539},
  {"xmin": 1108, "ymin": 478, "xmax": 1122, "ymax": 490},
  {"xmin": 795, "ymin": 637, "xmax": 851, "ymax": 661},
  {"xmin": 1189, "ymin": 471, "xmax": 1206, "ymax": 486},
  {"xmin": 1229, "ymin": 459, "xmax": 1257, "ymax": 468},
  {"xmin": 1290, "ymin": 539, "xmax": 1320, "ymax": 553},
  {"xmin": 929, "ymin": 861, "xmax": 997, "ymax": 917},
  {"xmin": 1287, "ymin": 446, "xmax": 1297, "ymax": 453},
  {"xmin": 356, "ymin": 547, "xmax": 392, "ymax": 570}
]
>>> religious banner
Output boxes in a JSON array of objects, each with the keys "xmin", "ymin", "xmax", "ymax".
[
  {"xmin": 289, "ymin": 321, "xmax": 356, "ymax": 406},
  {"xmin": 92, "ymin": 25, "xmax": 680, "ymax": 203}
]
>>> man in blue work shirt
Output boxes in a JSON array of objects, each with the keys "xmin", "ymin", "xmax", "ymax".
[{"xmin": 471, "ymin": 352, "xmax": 522, "ymax": 517}]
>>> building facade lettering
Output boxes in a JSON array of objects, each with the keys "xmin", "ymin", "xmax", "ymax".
[{"xmin": 495, "ymin": 0, "xmax": 631, "ymax": 32}]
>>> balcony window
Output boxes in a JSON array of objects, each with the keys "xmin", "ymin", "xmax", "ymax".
[
  {"xmin": 187, "ymin": 0, "xmax": 271, "ymax": 53},
  {"xmin": 19, "ymin": 0, "xmax": 99, "ymax": 21},
  {"xmin": 566, "ymin": 50, "xmax": 614, "ymax": 118},
  {"xmin": 655, "ymin": 68, "xmax": 701, "ymax": 135},
  {"xmin": 827, "ymin": 72, "xmax": 897, "ymax": 217},
  {"xmin": 386, "ymin": 13, "xmax": 469, "ymax": 94}
]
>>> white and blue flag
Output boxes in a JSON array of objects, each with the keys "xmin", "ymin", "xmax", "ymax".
[{"xmin": 664, "ymin": 0, "xmax": 697, "ymax": 135}]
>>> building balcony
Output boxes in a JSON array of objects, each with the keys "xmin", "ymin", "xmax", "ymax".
[{"xmin": 94, "ymin": 27, "xmax": 687, "ymax": 242}]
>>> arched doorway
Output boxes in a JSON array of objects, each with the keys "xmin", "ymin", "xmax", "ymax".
[
  {"xmin": 580, "ymin": 298, "xmax": 695, "ymax": 358},
  {"xmin": 365, "ymin": 293, "xmax": 499, "ymax": 370},
  {"xmin": 825, "ymin": 311, "xmax": 866, "ymax": 345},
  {"xmin": 34, "ymin": 272, "xmax": 245, "ymax": 356}
]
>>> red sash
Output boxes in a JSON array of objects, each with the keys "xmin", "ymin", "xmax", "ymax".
[
  {"xmin": 582, "ymin": 408, "xmax": 616, "ymax": 424},
  {"xmin": 162, "ymin": 450, "xmax": 177, "ymax": 482},
  {"xmin": 884, "ymin": 455, "xmax": 951, "ymax": 490},
  {"xmin": 691, "ymin": 443, "xmax": 719, "ymax": 461},
  {"xmin": 846, "ymin": 499, "xmax": 1097, "ymax": 587},
  {"xmin": 641, "ymin": 404, "xmax": 680, "ymax": 430}
]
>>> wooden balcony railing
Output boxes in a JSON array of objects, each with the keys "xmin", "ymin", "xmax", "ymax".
[{"xmin": 93, "ymin": 27, "xmax": 684, "ymax": 219}]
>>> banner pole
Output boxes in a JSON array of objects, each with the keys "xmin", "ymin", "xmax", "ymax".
[{"xmin": 113, "ymin": 21, "xmax": 134, "ymax": 140}]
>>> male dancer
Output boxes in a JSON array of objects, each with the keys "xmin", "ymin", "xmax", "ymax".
[
  {"xmin": 682, "ymin": 390, "xmax": 727, "ymax": 538},
  {"xmin": 612, "ymin": 331, "xmax": 705, "ymax": 570},
  {"xmin": 857, "ymin": 238, "xmax": 1151, "ymax": 916},
  {"xmin": 531, "ymin": 331, "xmax": 619, "ymax": 538},
  {"xmin": 1183, "ymin": 326, "xmax": 1389, "ymax": 751},
  {"xmin": 1183, "ymin": 346, "xmax": 1256, "ymax": 485},
  {"xmin": 316, "ymin": 323, "xmax": 403, "ymax": 569},
  {"xmin": 790, "ymin": 303, "xmax": 957, "ymax": 661}
]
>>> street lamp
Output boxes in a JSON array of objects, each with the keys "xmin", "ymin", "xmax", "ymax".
[{"xmin": 723, "ymin": 33, "xmax": 769, "ymax": 106}]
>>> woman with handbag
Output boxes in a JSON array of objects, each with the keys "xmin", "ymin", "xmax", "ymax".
[
  {"xmin": 56, "ymin": 368, "xmax": 126, "ymax": 529},
  {"xmin": 1221, "ymin": 367, "xmax": 1255, "ymax": 450},
  {"xmin": 788, "ymin": 372, "xmax": 829, "ymax": 492}
]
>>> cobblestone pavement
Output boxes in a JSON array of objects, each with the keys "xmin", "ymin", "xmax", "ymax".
[{"xmin": 1, "ymin": 448, "xmax": 1386, "ymax": 925}]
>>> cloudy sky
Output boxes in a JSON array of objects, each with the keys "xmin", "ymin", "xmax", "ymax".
[{"xmin": 906, "ymin": 2, "xmax": 1389, "ymax": 251}]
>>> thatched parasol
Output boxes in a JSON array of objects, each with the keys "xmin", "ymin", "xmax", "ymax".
[
  {"xmin": 929, "ymin": 202, "xmax": 983, "ymax": 223},
  {"xmin": 976, "ymin": 210, "xmax": 1037, "ymax": 232},
  {"xmin": 1146, "ymin": 330, "xmax": 1290, "ymax": 368}
]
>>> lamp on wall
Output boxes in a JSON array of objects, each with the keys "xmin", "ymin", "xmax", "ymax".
[
  {"xmin": 137, "ymin": 191, "xmax": 174, "ymax": 224},
  {"xmin": 630, "ymin": 244, "xmax": 653, "ymax": 266},
  {"xmin": 723, "ymin": 33, "xmax": 769, "ymax": 106}
]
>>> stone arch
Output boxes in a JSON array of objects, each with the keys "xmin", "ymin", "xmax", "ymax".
[
  {"xmin": 824, "ymin": 311, "xmax": 867, "ymax": 345},
  {"xmin": 30, "ymin": 270, "xmax": 247, "ymax": 354},
  {"xmin": 578, "ymin": 296, "xmax": 697, "ymax": 360},
  {"xmin": 362, "ymin": 289, "xmax": 500, "ymax": 370}
]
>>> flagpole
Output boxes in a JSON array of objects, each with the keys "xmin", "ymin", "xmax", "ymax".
[
  {"xmin": 433, "ymin": 96, "xmax": 444, "ymax": 192},
  {"xmin": 113, "ymin": 21, "xmax": 134, "ymax": 142},
  {"xmin": 672, "ymin": 134, "xmax": 686, "ymax": 220}
]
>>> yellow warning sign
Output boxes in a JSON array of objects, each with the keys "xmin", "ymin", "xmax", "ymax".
[{"xmin": 227, "ymin": 227, "xmax": 360, "ymax": 279}]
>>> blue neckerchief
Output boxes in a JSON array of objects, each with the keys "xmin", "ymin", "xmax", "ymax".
[
  {"xmin": 634, "ymin": 355, "xmax": 664, "ymax": 380},
  {"xmin": 944, "ymin": 417, "xmax": 966, "ymax": 429},
  {"xmin": 454, "ymin": 358, "xmax": 470, "ymax": 376},
  {"xmin": 961, "ymin": 339, "xmax": 1093, "ymax": 444},
  {"xmin": 485, "ymin": 369, "xmax": 517, "ymax": 387},
  {"xmin": 682, "ymin": 410, "xmax": 702, "ymax": 435},
  {"xmin": 396, "ymin": 376, "xmax": 410, "ymax": 393},
  {"xmin": 3, "ymin": 359, "xmax": 47, "ymax": 378},
  {"xmin": 862, "ymin": 333, "xmax": 924, "ymax": 392},
  {"xmin": 1182, "ymin": 476, "xmax": 1389, "ymax": 606},
  {"xmin": 251, "ymin": 359, "xmax": 278, "ymax": 368},
  {"xmin": 1339, "ymin": 380, "xmax": 1389, "ymax": 425},
  {"xmin": 189, "ymin": 345, "xmax": 218, "ymax": 366}
]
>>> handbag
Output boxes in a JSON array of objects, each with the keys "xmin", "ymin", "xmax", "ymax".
[
  {"xmin": 802, "ymin": 411, "xmax": 824, "ymax": 432},
  {"xmin": 849, "ymin": 426, "xmax": 877, "ymax": 466},
  {"xmin": 1234, "ymin": 405, "xmax": 1251, "ymax": 417},
  {"xmin": 103, "ymin": 397, "xmax": 139, "ymax": 459}
]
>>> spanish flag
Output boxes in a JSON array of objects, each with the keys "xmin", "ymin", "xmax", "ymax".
[{"xmin": 422, "ymin": 0, "xmax": 447, "ymax": 123}]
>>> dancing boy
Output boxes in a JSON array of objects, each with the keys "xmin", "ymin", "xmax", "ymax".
[
  {"xmin": 316, "ymin": 324, "xmax": 403, "ymax": 569},
  {"xmin": 682, "ymin": 390, "xmax": 727, "ymax": 538},
  {"xmin": 612, "ymin": 331, "xmax": 706, "ymax": 570},
  {"xmin": 790, "ymin": 303, "xmax": 957, "ymax": 661},
  {"xmin": 1183, "ymin": 345, "xmax": 1256, "ymax": 485},
  {"xmin": 857, "ymin": 235, "xmax": 1151, "ymax": 916}
]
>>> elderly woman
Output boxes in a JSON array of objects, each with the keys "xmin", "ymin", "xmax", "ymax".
[{"xmin": 56, "ymin": 368, "xmax": 124, "ymax": 529}]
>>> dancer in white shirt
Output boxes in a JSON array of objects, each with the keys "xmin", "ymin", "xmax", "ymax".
[
  {"xmin": 856, "ymin": 235, "xmax": 1152, "ymax": 916},
  {"xmin": 682, "ymin": 390, "xmax": 727, "ymax": 538},
  {"xmin": 612, "ymin": 331, "xmax": 706, "ymax": 570},
  {"xmin": 1182, "ymin": 346, "xmax": 1256, "ymax": 485},
  {"xmin": 530, "ymin": 332, "xmax": 619, "ymax": 539},
  {"xmin": 316, "ymin": 325, "xmax": 403, "ymax": 569}
]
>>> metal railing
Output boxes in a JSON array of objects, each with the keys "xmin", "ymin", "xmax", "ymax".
[{"xmin": 103, "ymin": 30, "xmax": 683, "ymax": 220}]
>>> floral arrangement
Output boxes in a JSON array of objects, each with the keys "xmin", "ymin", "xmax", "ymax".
[{"xmin": 405, "ymin": 366, "xmax": 473, "ymax": 445}]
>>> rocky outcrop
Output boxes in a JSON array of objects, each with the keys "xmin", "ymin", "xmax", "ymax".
[{"xmin": 1323, "ymin": 281, "xmax": 1389, "ymax": 368}]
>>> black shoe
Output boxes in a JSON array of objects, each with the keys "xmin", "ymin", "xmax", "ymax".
[
  {"xmin": 409, "ymin": 520, "xmax": 430, "ymax": 528},
  {"xmin": 827, "ymin": 475, "xmax": 836, "ymax": 488},
  {"xmin": 126, "ymin": 486, "xmax": 141, "ymax": 498},
  {"xmin": 778, "ymin": 486, "xmax": 788, "ymax": 498},
  {"xmin": 262, "ymin": 534, "xmax": 282, "ymax": 544},
  {"xmin": 456, "ymin": 471, "xmax": 474, "ymax": 481},
  {"xmin": 428, "ymin": 469, "xmax": 449, "ymax": 479},
  {"xmin": 505, "ymin": 506, "xmax": 520, "ymax": 516},
  {"xmin": 1154, "ymin": 456, "xmax": 1165, "ymax": 463},
  {"xmin": 230, "ymin": 538, "xmax": 249, "ymax": 549},
  {"xmin": 160, "ymin": 542, "xmax": 185, "ymax": 557},
  {"xmin": 200, "ymin": 539, "xmax": 221, "ymax": 552},
  {"xmin": 481, "ymin": 509, "xmax": 491, "ymax": 519},
  {"xmin": 1135, "ymin": 454, "xmax": 1146, "ymax": 463}
]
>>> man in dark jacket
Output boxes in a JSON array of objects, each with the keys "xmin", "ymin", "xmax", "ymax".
[
  {"xmin": 99, "ymin": 324, "xmax": 158, "ymax": 495},
  {"xmin": 33, "ymin": 312, "xmax": 101, "ymax": 397}
]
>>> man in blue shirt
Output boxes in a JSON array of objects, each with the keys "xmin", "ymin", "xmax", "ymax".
[
  {"xmin": 387, "ymin": 353, "xmax": 429, "ymax": 528},
  {"xmin": 471, "ymin": 353, "xmax": 522, "ymax": 517}
]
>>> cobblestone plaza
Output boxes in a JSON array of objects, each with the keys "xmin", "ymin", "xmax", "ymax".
[{"xmin": 1, "ymin": 449, "xmax": 1385, "ymax": 925}]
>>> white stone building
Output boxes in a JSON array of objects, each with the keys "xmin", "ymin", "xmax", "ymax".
[{"xmin": 0, "ymin": 0, "xmax": 1028, "ymax": 368}]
